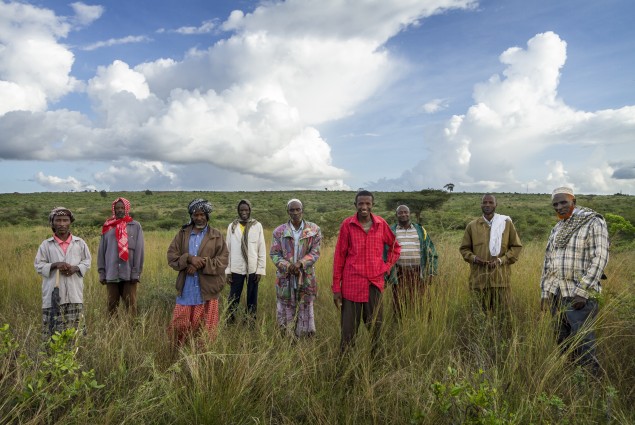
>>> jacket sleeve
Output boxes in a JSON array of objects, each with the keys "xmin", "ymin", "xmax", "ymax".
[
  {"xmin": 167, "ymin": 230, "xmax": 188, "ymax": 271},
  {"xmin": 34, "ymin": 242, "xmax": 53, "ymax": 278},
  {"xmin": 225, "ymin": 223, "xmax": 233, "ymax": 275},
  {"xmin": 200, "ymin": 233, "xmax": 229, "ymax": 276},
  {"xmin": 424, "ymin": 234, "xmax": 439, "ymax": 276},
  {"xmin": 97, "ymin": 234, "xmax": 106, "ymax": 281},
  {"xmin": 501, "ymin": 220, "xmax": 522, "ymax": 266},
  {"xmin": 131, "ymin": 223, "xmax": 144, "ymax": 280},
  {"xmin": 459, "ymin": 223, "xmax": 475, "ymax": 263},
  {"xmin": 299, "ymin": 225, "xmax": 322, "ymax": 269},
  {"xmin": 256, "ymin": 224, "xmax": 267, "ymax": 275},
  {"xmin": 270, "ymin": 227, "xmax": 290, "ymax": 274},
  {"xmin": 77, "ymin": 239, "xmax": 92, "ymax": 277}
]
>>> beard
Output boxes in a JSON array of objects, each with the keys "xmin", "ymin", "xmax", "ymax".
[{"xmin": 556, "ymin": 206, "xmax": 575, "ymax": 220}]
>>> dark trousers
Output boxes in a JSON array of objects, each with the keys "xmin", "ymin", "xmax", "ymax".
[
  {"xmin": 228, "ymin": 273, "xmax": 259, "ymax": 322},
  {"xmin": 392, "ymin": 265, "xmax": 429, "ymax": 318},
  {"xmin": 340, "ymin": 285, "xmax": 383, "ymax": 353},
  {"xmin": 550, "ymin": 295, "xmax": 600, "ymax": 372},
  {"xmin": 473, "ymin": 287, "xmax": 510, "ymax": 314},
  {"xmin": 107, "ymin": 281, "xmax": 137, "ymax": 316}
]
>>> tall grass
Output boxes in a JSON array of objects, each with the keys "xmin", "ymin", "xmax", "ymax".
[{"xmin": 1, "ymin": 227, "xmax": 634, "ymax": 424}]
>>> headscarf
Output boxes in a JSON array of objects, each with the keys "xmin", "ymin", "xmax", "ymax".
[
  {"xmin": 237, "ymin": 199, "xmax": 252, "ymax": 214},
  {"xmin": 184, "ymin": 198, "xmax": 213, "ymax": 227},
  {"xmin": 102, "ymin": 197, "xmax": 133, "ymax": 261},
  {"xmin": 49, "ymin": 207, "xmax": 75, "ymax": 227}
]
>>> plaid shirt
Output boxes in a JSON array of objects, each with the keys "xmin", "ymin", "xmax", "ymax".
[
  {"xmin": 332, "ymin": 214, "xmax": 401, "ymax": 302},
  {"xmin": 540, "ymin": 209, "xmax": 609, "ymax": 299}
]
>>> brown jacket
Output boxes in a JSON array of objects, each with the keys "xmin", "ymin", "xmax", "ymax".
[
  {"xmin": 459, "ymin": 217, "xmax": 522, "ymax": 289},
  {"xmin": 167, "ymin": 225, "xmax": 229, "ymax": 301}
]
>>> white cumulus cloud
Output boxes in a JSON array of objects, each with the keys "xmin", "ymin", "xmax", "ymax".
[
  {"xmin": 33, "ymin": 171, "xmax": 95, "ymax": 191},
  {"xmin": 0, "ymin": 0, "xmax": 479, "ymax": 190},
  {"xmin": 370, "ymin": 31, "xmax": 635, "ymax": 194}
]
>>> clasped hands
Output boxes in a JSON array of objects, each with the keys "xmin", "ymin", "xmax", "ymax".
[
  {"xmin": 473, "ymin": 256, "xmax": 502, "ymax": 269},
  {"xmin": 53, "ymin": 262, "xmax": 78, "ymax": 276},
  {"xmin": 187, "ymin": 255, "xmax": 206, "ymax": 275},
  {"xmin": 287, "ymin": 261, "xmax": 302, "ymax": 276}
]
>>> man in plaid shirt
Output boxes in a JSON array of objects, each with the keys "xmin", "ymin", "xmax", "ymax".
[
  {"xmin": 332, "ymin": 190, "xmax": 401, "ymax": 353},
  {"xmin": 540, "ymin": 186, "xmax": 609, "ymax": 374}
]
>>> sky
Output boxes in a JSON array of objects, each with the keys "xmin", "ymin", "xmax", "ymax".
[{"xmin": 0, "ymin": 0, "xmax": 634, "ymax": 195}]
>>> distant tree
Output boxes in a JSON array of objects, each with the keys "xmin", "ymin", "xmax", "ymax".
[
  {"xmin": 443, "ymin": 183, "xmax": 455, "ymax": 192},
  {"xmin": 145, "ymin": 189, "xmax": 153, "ymax": 195},
  {"xmin": 99, "ymin": 190, "xmax": 107, "ymax": 198},
  {"xmin": 385, "ymin": 189, "xmax": 451, "ymax": 223}
]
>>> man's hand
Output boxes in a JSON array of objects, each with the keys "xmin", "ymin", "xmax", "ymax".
[
  {"xmin": 333, "ymin": 292, "xmax": 342, "ymax": 309},
  {"xmin": 473, "ymin": 256, "xmax": 486, "ymax": 266},
  {"xmin": 226, "ymin": 274, "xmax": 233, "ymax": 284},
  {"xmin": 189, "ymin": 256, "xmax": 206, "ymax": 269},
  {"xmin": 571, "ymin": 295, "xmax": 587, "ymax": 310},
  {"xmin": 186, "ymin": 264, "xmax": 198, "ymax": 275},
  {"xmin": 254, "ymin": 274, "xmax": 262, "ymax": 284}
]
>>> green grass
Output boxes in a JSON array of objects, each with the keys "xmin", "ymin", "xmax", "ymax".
[{"xmin": 0, "ymin": 191, "xmax": 634, "ymax": 424}]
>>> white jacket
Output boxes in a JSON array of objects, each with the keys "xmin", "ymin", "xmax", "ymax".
[{"xmin": 225, "ymin": 220, "xmax": 266, "ymax": 276}]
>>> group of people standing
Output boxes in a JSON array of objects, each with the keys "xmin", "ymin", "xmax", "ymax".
[{"xmin": 34, "ymin": 186, "xmax": 609, "ymax": 373}]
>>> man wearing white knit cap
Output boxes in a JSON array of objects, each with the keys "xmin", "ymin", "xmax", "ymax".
[
  {"xmin": 460, "ymin": 194, "xmax": 523, "ymax": 315},
  {"xmin": 540, "ymin": 186, "xmax": 609, "ymax": 374}
]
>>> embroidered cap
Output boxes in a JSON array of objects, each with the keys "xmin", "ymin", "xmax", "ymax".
[{"xmin": 551, "ymin": 186, "xmax": 574, "ymax": 199}]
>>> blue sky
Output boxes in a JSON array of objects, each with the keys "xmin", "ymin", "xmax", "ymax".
[{"xmin": 0, "ymin": 0, "xmax": 633, "ymax": 194}]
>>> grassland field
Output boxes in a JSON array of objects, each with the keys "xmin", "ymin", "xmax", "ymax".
[{"xmin": 0, "ymin": 190, "xmax": 634, "ymax": 424}]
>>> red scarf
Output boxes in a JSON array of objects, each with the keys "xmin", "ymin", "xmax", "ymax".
[{"xmin": 102, "ymin": 197, "xmax": 133, "ymax": 261}]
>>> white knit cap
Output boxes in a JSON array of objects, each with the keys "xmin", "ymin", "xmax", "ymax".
[{"xmin": 551, "ymin": 186, "xmax": 574, "ymax": 199}]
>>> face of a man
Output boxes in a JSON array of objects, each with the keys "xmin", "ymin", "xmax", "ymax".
[
  {"xmin": 481, "ymin": 195, "xmax": 497, "ymax": 219},
  {"xmin": 396, "ymin": 206, "xmax": 410, "ymax": 227},
  {"xmin": 355, "ymin": 195, "xmax": 373, "ymax": 220},
  {"xmin": 53, "ymin": 216, "xmax": 72, "ymax": 239},
  {"xmin": 238, "ymin": 204, "xmax": 251, "ymax": 222},
  {"xmin": 191, "ymin": 210, "xmax": 208, "ymax": 229},
  {"xmin": 287, "ymin": 201, "xmax": 303, "ymax": 226},
  {"xmin": 114, "ymin": 201, "xmax": 126, "ymax": 219},
  {"xmin": 552, "ymin": 193, "xmax": 576, "ymax": 220}
]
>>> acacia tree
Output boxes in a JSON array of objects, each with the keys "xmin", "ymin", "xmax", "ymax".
[
  {"xmin": 385, "ymin": 189, "xmax": 451, "ymax": 223},
  {"xmin": 443, "ymin": 183, "xmax": 455, "ymax": 192}
]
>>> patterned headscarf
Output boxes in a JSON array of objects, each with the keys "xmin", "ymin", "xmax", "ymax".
[
  {"xmin": 102, "ymin": 197, "xmax": 133, "ymax": 261},
  {"xmin": 184, "ymin": 198, "xmax": 213, "ymax": 227},
  {"xmin": 48, "ymin": 207, "xmax": 75, "ymax": 227}
]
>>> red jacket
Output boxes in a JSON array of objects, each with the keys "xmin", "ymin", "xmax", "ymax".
[{"xmin": 332, "ymin": 214, "xmax": 400, "ymax": 302}]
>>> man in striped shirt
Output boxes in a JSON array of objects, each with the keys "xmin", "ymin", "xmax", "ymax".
[
  {"xmin": 386, "ymin": 205, "xmax": 438, "ymax": 318},
  {"xmin": 540, "ymin": 186, "xmax": 609, "ymax": 374}
]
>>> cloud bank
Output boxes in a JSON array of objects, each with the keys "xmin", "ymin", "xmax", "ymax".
[
  {"xmin": 0, "ymin": 0, "xmax": 475, "ymax": 191},
  {"xmin": 369, "ymin": 31, "xmax": 635, "ymax": 194}
]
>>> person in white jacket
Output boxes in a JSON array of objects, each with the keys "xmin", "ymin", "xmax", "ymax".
[{"xmin": 225, "ymin": 199, "xmax": 266, "ymax": 324}]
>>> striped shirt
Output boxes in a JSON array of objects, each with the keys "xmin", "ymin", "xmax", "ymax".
[
  {"xmin": 395, "ymin": 224, "xmax": 421, "ymax": 267},
  {"xmin": 540, "ymin": 209, "xmax": 609, "ymax": 299}
]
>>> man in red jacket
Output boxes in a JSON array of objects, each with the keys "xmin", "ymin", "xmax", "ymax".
[{"xmin": 332, "ymin": 190, "xmax": 401, "ymax": 353}]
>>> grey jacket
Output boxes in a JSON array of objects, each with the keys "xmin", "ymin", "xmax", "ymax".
[{"xmin": 97, "ymin": 221, "xmax": 144, "ymax": 282}]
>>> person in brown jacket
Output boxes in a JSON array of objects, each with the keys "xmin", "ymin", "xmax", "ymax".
[
  {"xmin": 459, "ymin": 194, "xmax": 522, "ymax": 314},
  {"xmin": 167, "ymin": 199, "xmax": 229, "ymax": 346}
]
